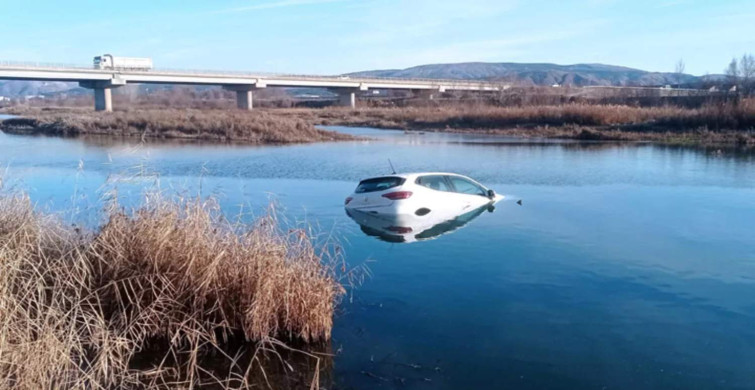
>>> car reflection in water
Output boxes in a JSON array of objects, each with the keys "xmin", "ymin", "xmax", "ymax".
[{"xmin": 346, "ymin": 202, "xmax": 497, "ymax": 243}]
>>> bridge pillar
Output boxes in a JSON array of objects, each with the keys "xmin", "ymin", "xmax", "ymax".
[
  {"xmin": 236, "ymin": 90, "xmax": 253, "ymax": 110},
  {"xmin": 330, "ymin": 86, "xmax": 365, "ymax": 109},
  {"xmin": 94, "ymin": 87, "xmax": 113, "ymax": 112},
  {"xmin": 223, "ymin": 85, "xmax": 262, "ymax": 111},
  {"xmin": 338, "ymin": 91, "xmax": 356, "ymax": 109},
  {"xmin": 412, "ymin": 89, "xmax": 436, "ymax": 100},
  {"xmin": 79, "ymin": 80, "xmax": 125, "ymax": 112}
]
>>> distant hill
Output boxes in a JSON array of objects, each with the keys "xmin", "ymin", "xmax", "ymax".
[
  {"xmin": 348, "ymin": 62, "xmax": 704, "ymax": 87},
  {"xmin": 0, "ymin": 81, "xmax": 81, "ymax": 98}
]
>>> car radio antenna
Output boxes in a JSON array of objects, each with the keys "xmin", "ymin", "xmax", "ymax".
[{"xmin": 388, "ymin": 159, "xmax": 396, "ymax": 174}]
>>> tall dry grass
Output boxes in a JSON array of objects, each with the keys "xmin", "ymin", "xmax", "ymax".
[
  {"xmin": 5, "ymin": 99, "xmax": 754, "ymax": 145},
  {"xmin": 272, "ymin": 100, "xmax": 755, "ymax": 145},
  {"xmin": 0, "ymin": 108, "xmax": 356, "ymax": 144},
  {"xmin": 303, "ymin": 100, "xmax": 755, "ymax": 130},
  {"xmin": 0, "ymin": 193, "xmax": 345, "ymax": 389}
]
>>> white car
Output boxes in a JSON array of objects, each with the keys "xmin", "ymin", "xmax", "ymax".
[{"xmin": 344, "ymin": 172, "xmax": 503, "ymax": 219}]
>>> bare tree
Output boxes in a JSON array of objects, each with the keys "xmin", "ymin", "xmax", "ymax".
[
  {"xmin": 740, "ymin": 53, "xmax": 755, "ymax": 94},
  {"xmin": 725, "ymin": 58, "xmax": 740, "ymax": 88},
  {"xmin": 674, "ymin": 59, "xmax": 686, "ymax": 86}
]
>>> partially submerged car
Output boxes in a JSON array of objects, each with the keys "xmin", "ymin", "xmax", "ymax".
[{"xmin": 344, "ymin": 172, "xmax": 502, "ymax": 219}]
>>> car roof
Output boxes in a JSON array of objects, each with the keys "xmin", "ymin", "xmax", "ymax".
[{"xmin": 361, "ymin": 172, "xmax": 471, "ymax": 181}]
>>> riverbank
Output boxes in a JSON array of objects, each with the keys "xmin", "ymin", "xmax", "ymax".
[
  {"xmin": 277, "ymin": 102, "xmax": 755, "ymax": 146},
  {"xmin": 3, "ymin": 102, "xmax": 754, "ymax": 146},
  {"xmin": 0, "ymin": 107, "xmax": 356, "ymax": 144},
  {"xmin": 0, "ymin": 192, "xmax": 343, "ymax": 388}
]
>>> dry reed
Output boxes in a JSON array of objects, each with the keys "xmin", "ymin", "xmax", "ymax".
[
  {"xmin": 5, "ymin": 100, "xmax": 754, "ymax": 145},
  {"xmin": 273, "ymin": 100, "xmax": 755, "ymax": 145},
  {"xmin": 0, "ymin": 108, "xmax": 356, "ymax": 144},
  {"xmin": 294, "ymin": 100, "xmax": 755, "ymax": 131},
  {"xmin": 0, "ymin": 193, "xmax": 345, "ymax": 389}
]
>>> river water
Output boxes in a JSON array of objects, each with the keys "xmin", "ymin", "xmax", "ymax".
[{"xmin": 1, "ymin": 122, "xmax": 754, "ymax": 389}]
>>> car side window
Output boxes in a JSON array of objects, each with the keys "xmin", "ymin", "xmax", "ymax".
[
  {"xmin": 447, "ymin": 176, "xmax": 486, "ymax": 196},
  {"xmin": 417, "ymin": 175, "xmax": 452, "ymax": 192}
]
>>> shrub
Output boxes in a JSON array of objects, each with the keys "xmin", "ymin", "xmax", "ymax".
[{"xmin": 0, "ymin": 193, "xmax": 344, "ymax": 389}]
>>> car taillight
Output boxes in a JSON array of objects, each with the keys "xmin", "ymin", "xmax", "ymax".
[
  {"xmin": 387, "ymin": 226, "xmax": 413, "ymax": 233},
  {"xmin": 382, "ymin": 191, "xmax": 413, "ymax": 200},
  {"xmin": 345, "ymin": 197, "xmax": 353, "ymax": 205}
]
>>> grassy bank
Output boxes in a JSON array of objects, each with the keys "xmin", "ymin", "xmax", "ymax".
[
  {"xmin": 3, "ymin": 101, "xmax": 755, "ymax": 146},
  {"xmin": 0, "ymin": 193, "xmax": 345, "ymax": 389},
  {"xmin": 0, "ymin": 108, "xmax": 356, "ymax": 144},
  {"xmin": 280, "ymin": 100, "xmax": 755, "ymax": 145}
]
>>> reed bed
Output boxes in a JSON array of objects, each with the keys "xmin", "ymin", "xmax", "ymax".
[
  {"xmin": 279, "ymin": 100, "xmax": 755, "ymax": 145},
  {"xmin": 4, "ymin": 100, "xmax": 754, "ymax": 145},
  {"xmin": 297, "ymin": 99, "xmax": 755, "ymax": 130},
  {"xmin": 0, "ymin": 193, "xmax": 345, "ymax": 389},
  {"xmin": 0, "ymin": 108, "xmax": 356, "ymax": 144}
]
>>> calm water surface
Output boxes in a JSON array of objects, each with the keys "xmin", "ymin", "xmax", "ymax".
[{"xmin": 1, "ymin": 124, "xmax": 754, "ymax": 389}]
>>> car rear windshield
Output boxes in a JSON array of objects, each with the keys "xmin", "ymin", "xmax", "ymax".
[{"xmin": 355, "ymin": 176, "xmax": 405, "ymax": 193}]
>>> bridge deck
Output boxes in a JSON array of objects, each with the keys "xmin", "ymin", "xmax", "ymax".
[{"xmin": 0, "ymin": 62, "xmax": 500, "ymax": 91}]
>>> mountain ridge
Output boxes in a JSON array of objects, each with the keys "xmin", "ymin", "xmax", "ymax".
[{"xmin": 347, "ymin": 61, "xmax": 705, "ymax": 87}]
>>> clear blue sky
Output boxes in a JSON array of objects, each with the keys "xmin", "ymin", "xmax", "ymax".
[{"xmin": 1, "ymin": 0, "xmax": 753, "ymax": 75}]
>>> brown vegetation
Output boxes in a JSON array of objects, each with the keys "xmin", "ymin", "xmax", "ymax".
[
  {"xmin": 0, "ymin": 193, "xmax": 345, "ymax": 389},
  {"xmin": 3, "ymin": 96, "xmax": 755, "ymax": 146},
  {"xmin": 0, "ymin": 108, "xmax": 356, "ymax": 144},
  {"xmin": 277, "ymin": 99, "xmax": 755, "ymax": 145}
]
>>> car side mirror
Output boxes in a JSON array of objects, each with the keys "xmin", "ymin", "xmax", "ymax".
[{"xmin": 487, "ymin": 189, "xmax": 495, "ymax": 199}]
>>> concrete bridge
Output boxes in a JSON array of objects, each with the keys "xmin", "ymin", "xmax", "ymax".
[{"xmin": 0, "ymin": 61, "xmax": 503, "ymax": 112}]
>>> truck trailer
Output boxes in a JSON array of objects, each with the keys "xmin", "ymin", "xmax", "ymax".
[{"xmin": 93, "ymin": 55, "xmax": 153, "ymax": 71}]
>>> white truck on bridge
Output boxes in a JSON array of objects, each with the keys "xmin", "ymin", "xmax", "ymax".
[{"xmin": 93, "ymin": 55, "xmax": 153, "ymax": 71}]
